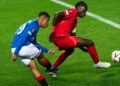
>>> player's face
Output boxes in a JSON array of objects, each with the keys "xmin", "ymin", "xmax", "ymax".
[
  {"xmin": 42, "ymin": 17, "xmax": 49, "ymax": 28},
  {"xmin": 77, "ymin": 6, "xmax": 87, "ymax": 18},
  {"xmin": 38, "ymin": 16, "xmax": 49, "ymax": 28}
]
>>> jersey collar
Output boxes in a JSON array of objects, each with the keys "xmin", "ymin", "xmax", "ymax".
[{"xmin": 35, "ymin": 19, "xmax": 40, "ymax": 29}]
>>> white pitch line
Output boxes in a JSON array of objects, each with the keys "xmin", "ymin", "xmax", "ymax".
[{"xmin": 51, "ymin": 0, "xmax": 120, "ymax": 29}]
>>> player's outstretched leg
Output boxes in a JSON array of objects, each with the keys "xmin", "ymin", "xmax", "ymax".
[
  {"xmin": 37, "ymin": 52, "xmax": 56, "ymax": 77},
  {"xmin": 53, "ymin": 48, "xmax": 74, "ymax": 68},
  {"xmin": 51, "ymin": 48, "xmax": 74, "ymax": 77},
  {"xmin": 28, "ymin": 60, "xmax": 49, "ymax": 86},
  {"xmin": 76, "ymin": 37, "xmax": 111, "ymax": 68}
]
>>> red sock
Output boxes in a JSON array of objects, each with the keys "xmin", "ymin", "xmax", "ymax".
[
  {"xmin": 36, "ymin": 75, "xmax": 48, "ymax": 86},
  {"xmin": 53, "ymin": 52, "xmax": 69, "ymax": 67},
  {"xmin": 36, "ymin": 75, "xmax": 44, "ymax": 81},
  {"xmin": 87, "ymin": 45, "xmax": 99, "ymax": 64}
]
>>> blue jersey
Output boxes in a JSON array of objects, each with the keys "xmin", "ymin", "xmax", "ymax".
[{"xmin": 11, "ymin": 19, "xmax": 49, "ymax": 55}]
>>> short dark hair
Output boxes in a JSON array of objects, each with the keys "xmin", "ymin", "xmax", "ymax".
[
  {"xmin": 75, "ymin": 1, "xmax": 88, "ymax": 11},
  {"xmin": 38, "ymin": 12, "xmax": 50, "ymax": 18}
]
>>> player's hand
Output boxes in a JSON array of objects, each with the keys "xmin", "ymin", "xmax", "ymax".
[
  {"xmin": 48, "ymin": 50, "xmax": 55, "ymax": 55},
  {"xmin": 12, "ymin": 54, "xmax": 17, "ymax": 61}
]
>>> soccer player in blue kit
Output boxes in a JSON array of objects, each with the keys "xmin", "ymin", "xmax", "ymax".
[{"xmin": 11, "ymin": 12, "xmax": 54, "ymax": 86}]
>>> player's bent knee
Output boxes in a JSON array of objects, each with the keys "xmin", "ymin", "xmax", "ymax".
[
  {"xmin": 88, "ymin": 40, "xmax": 94, "ymax": 46},
  {"xmin": 28, "ymin": 60, "xmax": 39, "ymax": 71},
  {"xmin": 28, "ymin": 61, "xmax": 41, "ymax": 77}
]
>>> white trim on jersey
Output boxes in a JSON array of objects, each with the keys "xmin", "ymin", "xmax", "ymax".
[{"xmin": 28, "ymin": 31, "xmax": 32, "ymax": 35}]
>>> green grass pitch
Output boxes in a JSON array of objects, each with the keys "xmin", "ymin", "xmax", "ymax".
[{"xmin": 0, "ymin": 0, "xmax": 120, "ymax": 86}]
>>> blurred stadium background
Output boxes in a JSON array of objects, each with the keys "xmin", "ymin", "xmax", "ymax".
[{"xmin": 0, "ymin": 0, "xmax": 120, "ymax": 86}]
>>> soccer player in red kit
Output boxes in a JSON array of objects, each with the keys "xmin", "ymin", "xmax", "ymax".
[{"xmin": 49, "ymin": 1, "xmax": 111, "ymax": 76}]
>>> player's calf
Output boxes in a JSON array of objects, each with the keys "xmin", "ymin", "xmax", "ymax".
[
  {"xmin": 28, "ymin": 60, "xmax": 50, "ymax": 86},
  {"xmin": 53, "ymin": 48, "xmax": 74, "ymax": 68},
  {"xmin": 77, "ymin": 38, "xmax": 111, "ymax": 68},
  {"xmin": 36, "ymin": 75, "xmax": 49, "ymax": 86},
  {"xmin": 86, "ymin": 41, "xmax": 111, "ymax": 68}
]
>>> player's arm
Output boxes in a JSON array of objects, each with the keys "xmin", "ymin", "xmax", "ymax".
[
  {"xmin": 34, "ymin": 42, "xmax": 54, "ymax": 55},
  {"xmin": 49, "ymin": 11, "xmax": 65, "ymax": 43},
  {"xmin": 32, "ymin": 36, "xmax": 48, "ymax": 53},
  {"xmin": 52, "ymin": 11, "xmax": 64, "ymax": 26},
  {"xmin": 34, "ymin": 42, "xmax": 49, "ymax": 53},
  {"xmin": 32, "ymin": 36, "xmax": 54, "ymax": 55}
]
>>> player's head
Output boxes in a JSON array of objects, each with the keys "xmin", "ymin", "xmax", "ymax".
[
  {"xmin": 38, "ymin": 12, "xmax": 50, "ymax": 28},
  {"xmin": 75, "ymin": 1, "xmax": 88, "ymax": 18}
]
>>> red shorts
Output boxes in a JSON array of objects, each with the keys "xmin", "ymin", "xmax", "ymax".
[{"xmin": 52, "ymin": 36, "xmax": 78, "ymax": 50}]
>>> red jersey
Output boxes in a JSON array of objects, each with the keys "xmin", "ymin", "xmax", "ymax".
[{"xmin": 54, "ymin": 8, "xmax": 78, "ymax": 37}]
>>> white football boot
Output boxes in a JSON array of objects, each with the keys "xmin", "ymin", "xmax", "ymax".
[{"xmin": 94, "ymin": 61, "xmax": 111, "ymax": 68}]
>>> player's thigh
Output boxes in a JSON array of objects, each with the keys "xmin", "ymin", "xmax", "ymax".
[
  {"xmin": 37, "ymin": 52, "xmax": 49, "ymax": 64},
  {"xmin": 37, "ymin": 52, "xmax": 45, "ymax": 61},
  {"xmin": 28, "ymin": 60, "xmax": 38, "ymax": 70},
  {"xmin": 64, "ymin": 36, "xmax": 78, "ymax": 49},
  {"xmin": 19, "ymin": 43, "xmax": 41, "ymax": 59},
  {"xmin": 38, "ymin": 52, "xmax": 45, "ymax": 58},
  {"xmin": 76, "ymin": 37, "xmax": 94, "ymax": 47},
  {"xmin": 53, "ymin": 36, "xmax": 78, "ymax": 50}
]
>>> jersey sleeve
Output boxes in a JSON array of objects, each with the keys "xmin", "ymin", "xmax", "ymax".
[
  {"xmin": 14, "ymin": 26, "xmax": 32, "ymax": 55},
  {"xmin": 31, "ymin": 34, "xmax": 49, "ymax": 53},
  {"xmin": 34, "ymin": 42, "xmax": 49, "ymax": 53}
]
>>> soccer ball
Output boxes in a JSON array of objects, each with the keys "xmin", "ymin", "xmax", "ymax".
[{"xmin": 111, "ymin": 50, "xmax": 120, "ymax": 62}]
